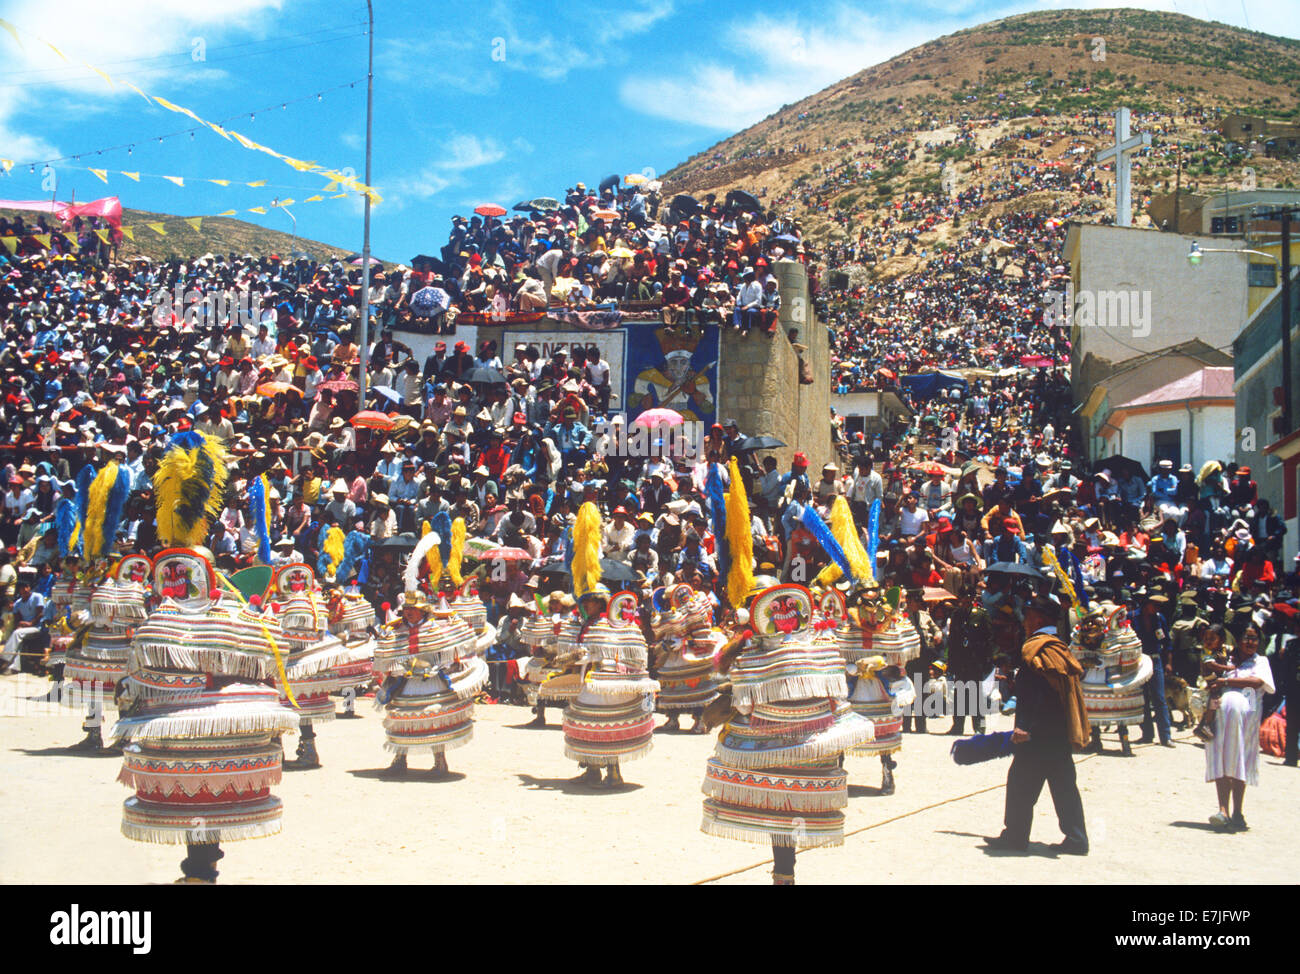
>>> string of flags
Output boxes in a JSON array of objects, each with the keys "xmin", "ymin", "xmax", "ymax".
[
  {"xmin": 0, "ymin": 17, "xmax": 381, "ymax": 203},
  {"xmin": 0, "ymin": 192, "xmax": 352, "ymax": 254}
]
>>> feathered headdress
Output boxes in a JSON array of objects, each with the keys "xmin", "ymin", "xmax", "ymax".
[
  {"xmin": 407, "ymin": 528, "xmax": 441, "ymax": 594},
  {"xmin": 448, "ymin": 516, "xmax": 467, "ymax": 588},
  {"xmin": 247, "ymin": 474, "xmax": 272, "ymax": 565},
  {"xmin": 56, "ymin": 495, "xmax": 80, "ymax": 559},
  {"xmin": 73, "ymin": 463, "xmax": 96, "ymax": 555},
  {"xmin": 154, "ymin": 431, "xmax": 229, "ymax": 547},
  {"xmin": 1040, "ymin": 544, "xmax": 1082, "ymax": 618},
  {"xmin": 866, "ymin": 498, "xmax": 881, "ymax": 575},
  {"xmin": 571, "ymin": 501, "xmax": 602, "ymax": 597},
  {"xmin": 82, "ymin": 462, "xmax": 130, "ymax": 562},
  {"xmin": 725, "ymin": 457, "xmax": 754, "ymax": 608},
  {"xmin": 316, "ymin": 526, "xmax": 345, "ymax": 579},
  {"xmin": 336, "ymin": 530, "xmax": 369, "ymax": 583},
  {"xmin": 816, "ymin": 496, "xmax": 874, "ymax": 586},
  {"xmin": 799, "ymin": 503, "xmax": 852, "ymax": 582}
]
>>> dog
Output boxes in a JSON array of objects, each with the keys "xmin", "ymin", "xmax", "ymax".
[{"xmin": 1165, "ymin": 675, "xmax": 1205, "ymax": 729}]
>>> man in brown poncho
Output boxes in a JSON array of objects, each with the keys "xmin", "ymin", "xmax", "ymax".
[{"xmin": 985, "ymin": 590, "xmax": 1090, "ymax": 855}]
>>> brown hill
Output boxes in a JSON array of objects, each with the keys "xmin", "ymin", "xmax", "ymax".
[{"xmin": 664, "ymin": 8, "xmax": 1300, "ymax": 243}]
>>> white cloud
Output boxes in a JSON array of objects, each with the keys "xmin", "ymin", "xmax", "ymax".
[{"xmin": 383, "ymin": 134, "xmax": 513, "ymax": 211}]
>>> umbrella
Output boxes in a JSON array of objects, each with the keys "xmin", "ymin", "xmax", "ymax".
[
  {"xmin": 409, "ymin": 286, "xmax": 451, "ymax": 318},
  {"xmin": 545, "ymin": 558, "xmax": 637, "ymax": 583},
  {"xmin": 735, "ymin": 435, "xmax": 787, "ymax": 452},
  {"xmin": 351, "ymin": 410, "xmax": 396, "ymax": 431},
  {"xmin": 632, "ymin": 408, "xmax": 683, "ymax": 428},
  {"xmin": 597, "ymin": 174, "xmax": 620, "ymax": 194},
  {"xmin": 669, "ymin": 194, "xmax": 701, "ymax": 218},
  {"xmin": 474, "ymin": 203, "xmax": 507, "ymax": 217},
  {"xmin": 479, "ymin": 547, "xmax": 532, "ymax": 563},
  {"xmin": 724, "ymin": 189, "xmax": 761, "ymax": 213},
  {"xmin": 923, "ymin": 586, "xmax": 955, "ymax": 603},
  {"xmin": 255, "ymin": 381, "xmax": 301, "ymax": 397},
  {"xmin": 370, "ymin": 385, "xmax": 402, "ymax": 404},
  {"xmin": 608, "ymin": 246, "xmax": 634, "ymax": 259},
  {"xmin": 466, "ymin": 367, "xmax": 506, "ymax": 385},
  {"xmin": 349, "ymin": 256, "xmax": 382, "ymax": 266},
  {"xmin": 960, "ymin": 460, "xmax": 996, "ymax": 489},
  {"xmin": 624, "ymin": 173, "xmax": 647, "ymax": 185},
  {"xmin": 1095, "ymin": 454, "xmax": 1146, "ymax": 483},
  {"xmin": 462, "ymin": 537, "xmax": 497, "ymax": 559},
  {"xmin": 590, "ymin": 208, "xmax": 619, "ymax": 221},
  {"xmin": 528, "ymin": 197, "xmax": 559, "ymax": 211},
  {"xmin": 317, "ymin": 378, "xmax": 359, "ymax": 394},
  {"xmin": 908, "ymin": 460, "xmax": 957, "ymax": 478},
  {"xmin": 984, "ymin": 562, "xmax": 1044, "ymax": 579},
  {"xmin": 377, "ymin": 533, "xmax": 419, "ymax": 551},
  {"xmin": 774, "ymin": 233, "xmax": 801, "ymax": 244}
]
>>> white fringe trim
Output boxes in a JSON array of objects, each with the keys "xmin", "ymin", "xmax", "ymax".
[
  {"xmin": 284, "ymin": 638, "xmax": 373, "ymax": 679},
  {"xmin": 731, "ymin": 673, "xmax": 848, "ymax": 709},
  {"xmin": 134, "ymin": 643, "xmax": 273, "ymax": 681},
  {"xmin": 120, "ymin": 818, "xmax": 282, "ymax": 846},
  {"xmin": 382, "ymin": 727, "xmax": 474, "ymax": 755},
  {"xmin": 112, "ymin": 707, "xmax": 299, "ymax": 743},
  {"xmin": 579, "ymin": 678, "xmax": 660, "ymax": 698},
  {"xmin": 699, "ymin": 816, "xmax": 844, "ymax": 849},
  {"xmin": 714, "ymin": 719, "xmax": 874, "ymax": 770},
  {"xmin": 701, "ymin": 775, "xmax": 848, "ymax": 812},
  {"xmin": 564, "ymin": 739, "xmax": 653, "ymax": 766}
]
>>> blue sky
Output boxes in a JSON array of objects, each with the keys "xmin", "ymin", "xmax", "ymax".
[{"xmin": 0, "ymin": 0, "xmax": 1294, "ymax": 261}]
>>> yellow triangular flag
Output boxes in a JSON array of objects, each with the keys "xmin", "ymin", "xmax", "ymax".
[
  {"xmin": 85, "ymin": 62, "xmax": 113, "ymax": 87},
  {"xmin": 0, "ymin": 18, "xmax": 22, "ymax": 48},
  {"xmin": 216, "ymin": 210, "xmax": 237, "ymax": 217},
  {"xmin": 229, "ymin": 130, "xmax": 261, "ymax": 151},
  {"xmin": 304, "ymin": 195, "xmax": 323, "ymax": 203},
  {"xmin": 34, "ymin": 233, "xmax": 51, "ymax": 249},
  {"xmin": 120, "ymin": 226, "xmax": 134, "ymax": 241},
  {"xmin": 246, "ymin": 179, "xmax": 266, "ymax": 187},
  {"xmin": 121, "ymin": 171, "xmax": 140, "ymax": 181},
  {"xmin": 206, "ymin": 122, "xmax": 231, "ymax": 140},
  {"xmin": 248, "ymin": 206, "xmax": 267, "ymax": 215},
  {"xmin": 163, "ymin": 175, "xmax": 184, "ymax": 187},
  {"xmin": 45, "ymin": 41, "xmax": 67, "ymax": 61},
  {"xmin": 185, "ymin": 217, "xmax": 202, "ymax": 232},
  {"xmin": 148, "ymin": 222, "xmax": 167, "ymax": 236},
  {"xmin": 122, "ymin": 81, "xmax": 152, "ymax": 105},
  {"xmin": 152, "ymin": 95, "xmax": 203, "ymax": 123},
  {"xmin": 278, "ymin": 198, "xmax": 295, "ymax": 207},
  {"xmin": 322, "ymin": 181, "xmax": 338, "ymax": 192},
  {"xmin": 208, "ymin": 179, "xmax": 230, "ymax": 186},
  {"xmin": 0, "ymin": 237, "xmax": 18, "ymax": 254},
  {"xmin": 93, "ymin": 228, "xmax": 110, "ymax": 244},
  {"xmin": 283, "ymin": 157, "xmax": 318, "ymax": 172},
  {"xmin": 89, "ymin": 168, "xmax": 108, "ymax": 183},
  {"xmin": 330, "ymin": 193, "xmax": 348, "ymax": 199},
  {"xmin": 1, "ymin": 158, "xmax": 14, "ymax": 172}
]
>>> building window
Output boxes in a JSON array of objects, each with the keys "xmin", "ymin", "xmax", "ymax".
[
  {"xmin": 1152, "ymin": 429, "xmax": 1181, "ymax": 468},
  {"xmin": 1248, "ymin": 263, "xmax": 1278, "ymax": 288}
]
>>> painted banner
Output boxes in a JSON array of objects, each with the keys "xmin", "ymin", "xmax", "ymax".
[
  {"xmin": 624, "ymin": 322, "xmax": 719, "ymax": 426},
  {"xmin": 506, "ymin": 328, "xmax": 627, "ymax": 408}
]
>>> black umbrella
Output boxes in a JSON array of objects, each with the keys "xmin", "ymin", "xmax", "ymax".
[
  {"xmin": 528, "ymin": 197, "xmax": 560, "ymax": 212},
  {"xmin": 1095, "ymin": 454, "xmax": 1147, "ymax": 482},
  {"xmin": 984, "ymin": 562, "xmax": 1044, "ymax": 579},
  {"xmin": 377, "ymin": 533, "xmax": 419, "ymax": 551},
  {"xmin": 543, "ymin": 558, "xmax": 638, "ymax": 583},
  {"xmin": 597, "ymin": 173, "xmax": 620, "ymax": 194},
  {"xmin": 668, "ymin": 194, "xmax": 701, "ymax": 222},
  {"xmin": 725, "ymin": 189, "xmax": 762, "ymax": 213},
  {"xmin": 466, "ymin": 367, "xmax": 506, "ymax": 385},
  {"xmin": 410, "ymin": 254, "xmax": 448, "ymax": 275},
  {"xmin": 735, "ymin": 435, "xmax": 787, "ymax": 452}
]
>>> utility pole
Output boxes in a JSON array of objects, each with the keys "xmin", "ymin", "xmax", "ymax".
[
  {"xmin": 1282, "ymin": 207, "xmax": 1294, "ymax": 435},
  {"xmin": 357, "ymin": 0, "xmax": 374, "ymax": 405}
]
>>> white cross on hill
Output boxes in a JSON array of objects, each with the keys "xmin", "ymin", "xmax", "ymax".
[{"xmin": 1095, "ymin": 107, "xmax": 1151, "ymax": 228}]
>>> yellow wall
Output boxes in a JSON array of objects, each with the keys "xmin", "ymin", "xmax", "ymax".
[{"xmin": 1247, "ymin": 238, "xmax": 1300, "ymax": 315}]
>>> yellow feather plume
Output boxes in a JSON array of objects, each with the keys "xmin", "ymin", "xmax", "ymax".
[
  {"xmin": 1041, "ymin": 544, "xmax": 1081, "ymax": 616},
  {"xmin": 449, "ymin": 517, "xmax": 466, "ymax": 587},
  {"xmin": 725, "ymin": 457, "xmax": 755, "ymax": 609},
  {"xmin": 82, "ymin": 461, "xmax": 118, "ymax": 561},
  {"xmin": 324, "ymin": 526, "xmax": 345, "ymax": 574},
  {"xmin": 421, "ymin": 520, "xmax": 443, "ymax": 587},
  {"xmin": 817, "ymin": 496, "xmax": 873, "ymax": 586},
  {"xmin": 155, "ymin": 432, "xmax": 229, "ymax": 547},
  {"xmin": 571, "ymin": 501, "xmax": 602, "ymax": 597}
]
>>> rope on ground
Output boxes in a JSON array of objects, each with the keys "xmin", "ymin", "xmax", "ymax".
[{"xmin": 691, "ymin": 752, "xmax": 1101, "ymax": 885}]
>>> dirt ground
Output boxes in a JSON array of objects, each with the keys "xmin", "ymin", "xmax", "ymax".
[{"xmin": 2, "ymin": 671, "xmax": 1295, "ymax": 885}]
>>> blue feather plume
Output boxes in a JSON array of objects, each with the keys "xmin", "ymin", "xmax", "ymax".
[
  {"xmin": 74, "ymin": 463, "xmax": 96, "ymax": 555},
  {"xmin": 706, "ymin": 462, "xmax": 728, "ymax": 583},
  {"xmin": 866, "ymin": 498, "xmax": 881, "ymax": 571},
  {"xmin": 336, "ymin": 530, "xmax": 369, "ymax": 582},
  {"xmin": 651, "ymin": 586, "xmax": 667, "ymax": 612},
  {"xmin": 315, "ymin": 523, "xmax": 332, "ymax": 577},
  {"xmin": 247, "ymin": 476, "xmax": 271, "ymax": 565},
  {"xmin": 950, "ymin": 731, "xmax": 1015, "ymax": 765},
  {"xmin": 799, "ymin": 504, "xmax": 852, "ymax": 580},
  {"xmin": 431, "ymin": 511, "xmax": 452, "ymax": 564},
  {"xmin": 97, "ymin": 466, "xmax": 130, "ymax": 560},
  {"xmin": 55, "ymin": 497, "xmax": 78, "ymax": 557}
]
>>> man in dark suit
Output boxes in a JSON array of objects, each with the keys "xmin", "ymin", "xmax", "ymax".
[{"xmin": 985, "ymin": 590, "xmax": 1090, "ymax": 855}]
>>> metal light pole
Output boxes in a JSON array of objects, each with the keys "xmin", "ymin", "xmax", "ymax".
[{"xmin": 357, "ymin": 0, "xmax": 374, "ymax": 404}]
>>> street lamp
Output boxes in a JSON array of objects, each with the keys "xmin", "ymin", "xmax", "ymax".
[{"xmin": 1186, "ymin": 240, "xmax": 1279, "ymax": 266}]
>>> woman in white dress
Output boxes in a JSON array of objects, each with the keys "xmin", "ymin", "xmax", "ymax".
[{"xmin": 1204, "ymin": 622, "xmax": 1275, "ymax": 831}]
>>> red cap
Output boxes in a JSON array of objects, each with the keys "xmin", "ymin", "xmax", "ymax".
[
  {"xmin": 455, "ymin": 341, "xmax": 468, "ymax": 352},
  {"xmin": 512, "ymin": 411, "xmax": 526, "ymax": 425},
  {"xmin": 1003, "ymin": 518, "xmax": 1020, "ymax": 533},
  {"xmin": 434, "ymin": 341, "xmax": 446, "ymax": 352},
  {"xmin": 792, "ymin": 452, "xmax": 809, "ymax": 467}
]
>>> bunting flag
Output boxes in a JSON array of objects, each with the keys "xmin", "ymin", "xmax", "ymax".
[
  {"xmin": 93, "ymin": 228, "xmax": 110, "ymax": 244},
  {"xmin": 162, "ymin": 175, "xmax": 184, "ymax": 187},
  {"xmin": 119, "ymin": 226, "xmax": 134, "ymax": 241},
  {"xmin": 89, "ymin": 168, "xmax": 108, "ymax": 182},
  {"xmin": 185, "ymin": 217, "xmax": 202, "ymax": 232},
  {"xmin": 2, "ymin": 158, "xmax": 15, "ymax": 172},
  {"xmin": 0, "ymin": 237, "xmax": 17, "ymax": 254},
  {"xmin": 248, "ymin": 206, "xmax": 267, "ymax": 215},
  {"xmin": 33, "ymin": 233, "xmax": 50, "ymax": 248},
  {"xmin": 0, "ymin": 18, "xmax": 382, "ymax": 203},
  {"xmin": 209, "ymin": 179, "xmax": 230, "ymax": 186},
  {"xmin": 121, "ymin": 171, "xmax": 140, "ymax": 181},
  {"xmin": 147, "ymin": 222, "xmax": 166, "ymax": 236}
]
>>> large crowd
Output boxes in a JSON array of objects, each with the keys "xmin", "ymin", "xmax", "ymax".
[{"xmin": 1, "ymin": 100, "xmax": 1296, "ymax": 809}]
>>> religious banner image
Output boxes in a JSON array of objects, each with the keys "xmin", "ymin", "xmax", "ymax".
[{"xmin": 624, "ymin": 322, "xmax": 720, "ymax": 426}]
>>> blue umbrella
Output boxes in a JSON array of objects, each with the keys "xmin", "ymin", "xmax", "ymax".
[
  {"xmin": 370, "ymin": 385, "xmax": 401, "ymax": 404},
  {"xmin": 410, "ymin": 286, "xmax": 450, "ymax": 318}
]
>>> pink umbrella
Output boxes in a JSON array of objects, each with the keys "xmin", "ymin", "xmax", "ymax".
[
  {"xmin": 633, "ymin": 408, "xmax": 683, "ymax": 428},
  {"xmin": 474, "ymin": 203, "xmax": 507, "ymax": 217}
]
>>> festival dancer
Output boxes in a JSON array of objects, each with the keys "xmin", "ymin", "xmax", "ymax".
[
  {"xmin": 111, "ymin": 432, "xmax": 300, "ymax": 883},
  {"xmin": 373, "ymin": 523, "xmax": 486, "ymax": 777},
  {"xmin": 650, "ymin": 581, "xmax": 723, "ymax": 733},
  {"xmin": 520, "ymin": 590, "xmax": 582, "ymax": 726},
  {"xmin": 1071, "ymin": 603, "xmax": 1152, "ymax": 756}
]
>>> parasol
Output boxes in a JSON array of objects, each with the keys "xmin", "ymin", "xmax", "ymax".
[
  {"xmin": 255, "ymin": 381, "xmax": 301, "ymax": 397},
  {"xmin": 474, "ymin": 203, "xmax": 507, "ymax": 217},
  {"xmin": 590, "ymin": 208, "xmax": 619, "ymax": 221},
  {"xmin": 351, "ymin": 410, "xmax": 396, "ymax": 431},
  {"xmin": 317, "ymin": 378, "xmax": 359, "ymax": 394},
  {"xmin": 632, "ymin": 408, "xmax": 683, "ymax": 428},
  {"xmin": 735, "ymin": 434, "xmax": 787, "ymax": 452}
]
